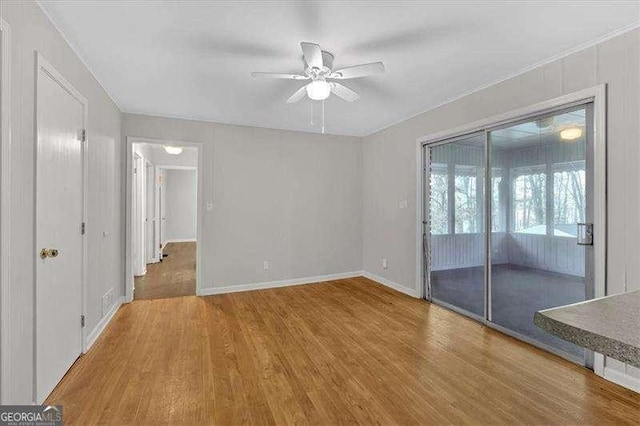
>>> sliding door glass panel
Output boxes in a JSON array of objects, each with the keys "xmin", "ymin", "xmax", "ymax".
[
  {"xmin": 489, "ymin": 106, "xmax": 588, "ymax": 360},
  {"xmin": 429, "ymin": 133, "xmax": 485, "ymax": 317}
]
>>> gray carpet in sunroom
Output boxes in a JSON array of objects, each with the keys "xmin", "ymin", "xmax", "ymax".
[{"xmin": 431, "ymin": 263, "xmax": 586, "ymax": 359}]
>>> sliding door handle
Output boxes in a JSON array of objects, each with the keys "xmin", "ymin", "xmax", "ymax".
[{"xmin": 577, "ymin": 223, "xmax": 593, "ymax": 246}]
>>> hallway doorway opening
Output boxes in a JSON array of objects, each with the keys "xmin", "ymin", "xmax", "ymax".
[{"xmin": 126, "ymin": 138, "xmax": 202, "ymax": 301}]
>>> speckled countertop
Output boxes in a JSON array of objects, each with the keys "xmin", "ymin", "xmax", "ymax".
[{"xmin": 534, "ymin": 290, "xmax": 640, "ymax": 368}]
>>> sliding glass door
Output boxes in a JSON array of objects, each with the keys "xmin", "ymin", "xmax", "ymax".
[
  {"xmin": 488, "ymin": 105, "xmax": 591, "ymax": 361},
  {"xmin": 424, "ymin": 103, "xmax": 594, "ymax": 363}
]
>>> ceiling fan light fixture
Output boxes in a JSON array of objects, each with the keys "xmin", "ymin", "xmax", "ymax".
[
  {"xmin": 164, "ymin": 145, "xmax": 183, "ymax": 155},
  {"xmin": 306, "ymin": 79, "xmax": 331, "ymax": 101},
  {"xmin": 560, "ymin": 127, "xmax": 582, "ymax": 141}
]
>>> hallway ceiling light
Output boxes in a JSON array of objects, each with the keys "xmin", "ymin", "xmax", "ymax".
[
  {"xmin": 164, "ymin": 145, "xmax": 183, "ymax": 155},
  {"xmin": 560, "ymin": 127, "xmax": 582, "ymax": 141}
]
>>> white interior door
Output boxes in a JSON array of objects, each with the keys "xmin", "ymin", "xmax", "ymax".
[
  {"xmin": 145, "ymin": 162, "xmax": 155, "ymax": 263},
  {"xmin": 36, "ymin": 57, "xmax": 85, "ymax": 403},
  {"xmin": 157, "ymin": 168, "xmax": 166, "ymax": 258},
  {"xmin": 132, "ymin": 153, "xmax": 140, "ymax": 274},
  {"xmin": 132, "ymin": 154, "xmax": 146, "ymax": 276},
  {"xmin": 158, "ymin": 185, "xmax": 163, "ymax": 259},
  {"xmin": 139, "ymin": 156, "xmax": 146, "ymax": 274}
]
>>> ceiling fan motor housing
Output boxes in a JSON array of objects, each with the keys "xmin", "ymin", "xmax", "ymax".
[{"xmin": 304, "ymin": 51, "xmax": 335, "ymax": 75}]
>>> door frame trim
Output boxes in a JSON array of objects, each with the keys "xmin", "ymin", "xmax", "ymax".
[
  {"xmin": 0, "ymin": 17, "xmax": 11, "ymax": 405},
  {"xmin": 34, "ymin": 52, "xmax": 89, "ymax": 403},
  {"xmin": 125, "ymin": 137, "xmax": 203, "ymax": 302},
  {"xmin": 415, "ymin": 84, "xmax": 607, "ymax": 375}
]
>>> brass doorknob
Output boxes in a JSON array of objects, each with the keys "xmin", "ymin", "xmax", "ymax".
[{"xmin": 40, "ymin": 248, "xmax": 60, "ymax": 259}]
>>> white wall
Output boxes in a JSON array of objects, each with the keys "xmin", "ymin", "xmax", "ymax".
[
  {"xmin": 0, "ymin": 0, "xmax": 123, "ymax": 403},
  {"xmin": 362, "ymin": 29, "xmax": 640, "ymax": 381},
  {"xmin": 123, "ymin": 114, "xmax": 363, "ymax": 290},
  {"xmin": 164, "ymin": 169, "xmax": 197, "ymax": 242}
]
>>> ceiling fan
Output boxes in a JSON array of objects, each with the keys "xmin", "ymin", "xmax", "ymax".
[{"xmin": 251, "ymin": 42, "xmax": 385, "ymax": 103}]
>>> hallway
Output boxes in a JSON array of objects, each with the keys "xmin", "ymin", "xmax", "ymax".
[{"xmin": 134, "ymin": 242, "xmax": 196, "ymax": 300}]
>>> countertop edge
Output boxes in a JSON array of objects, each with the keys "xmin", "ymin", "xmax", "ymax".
[{"xmin": 534, "ymin": 311, "xmax": 640, "ymax": 368}]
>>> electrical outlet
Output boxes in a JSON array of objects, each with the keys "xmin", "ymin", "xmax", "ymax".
[
  {"xmin": 206, "ymin": 201, "xmax": 214, "ymax": 211},
  {"xmin": 263, "ymin": 261, "xmax": 269, "ymax": 271},
  {"xmin": 382, "ymin": 258, "xmax": 388, "ymax": 269}
]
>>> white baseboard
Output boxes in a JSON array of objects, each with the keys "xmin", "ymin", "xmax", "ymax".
[
  {"xmin": 603, "ymin": 366, "xmax": 640, "ymax": 393},
  {"xmin": 84, "ymin": 296, "xmax": 124, "ymax": 352},
  {"xmin": 362, "ymin": 271, "xmax": 419, "ymax": 298},
  {"xmin": 164, "ymin": 238, "xmax": 196, "ymax": 244},
  {"xmin": 199, "ymin": 271, "xmax": 364, "ymax": 296}
]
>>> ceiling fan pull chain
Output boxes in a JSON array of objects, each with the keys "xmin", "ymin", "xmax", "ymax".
[
  {"xmin": 310, "ymin": 100, "xmax": 315, "ymax": 125},
  {"xmin": 322, "ymin": 100, "xmax": 325, "ymax": 134}
]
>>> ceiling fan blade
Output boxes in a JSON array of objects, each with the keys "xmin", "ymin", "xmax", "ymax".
[
  {"xmin": 286, "ymin": 85, "xmax": 308, "ymax": 103},
  {"xmin": 332, "ymin": 62, "xmax": 385, "ymax": 79},
  {"xmin": 251, "ymin": 72, "xmax": 308, "ymax": 80},
  {"xmin": 330, "ymin": 83, "xmax": 359, "ymax": 102},
  {"xmin": 301, "ymin": 42, "xmax": 323, "ymax": 70}
]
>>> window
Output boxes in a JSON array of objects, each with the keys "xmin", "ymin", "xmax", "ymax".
[
  {"xmin": 429, "ymin": 164, "xmax": 448, "ymax": 235},
  {"xmin": 553, "ymin": 161, "xmax": 585, "ymax": 237},
  {"xmin": 454, "ymin": 165, "xmax": 478, "ymax": 233},
  {"xmin": 512, "ymin": 166, "xmax": 546, "ymax": 234}
]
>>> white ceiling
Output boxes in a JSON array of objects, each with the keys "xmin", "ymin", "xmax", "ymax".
[{"xmin": 39, "ymin": 1, "xmax": 640, "ymax": 137}]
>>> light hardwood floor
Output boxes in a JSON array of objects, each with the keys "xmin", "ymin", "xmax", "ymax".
[
  {"xmin": 134, "ymin": 242, "xmax": 196, "ymax": 300},
  {"xmin": 47, "ymin": 277, "xmax": 640, "ymax": 424}
]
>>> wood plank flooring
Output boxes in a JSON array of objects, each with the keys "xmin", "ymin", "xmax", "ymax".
[
  {"xmin": 134, "ymin": 242, "xmax": 195, "ymax": 300},
  {"xmin": 47, "ymin": 277, "xmax": 640, "ymax": 424}
]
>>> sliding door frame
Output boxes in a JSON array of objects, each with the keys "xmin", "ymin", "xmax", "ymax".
[{"xmin": 416, "ymin": 85, "xmax": 606, "ymax": 374}]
